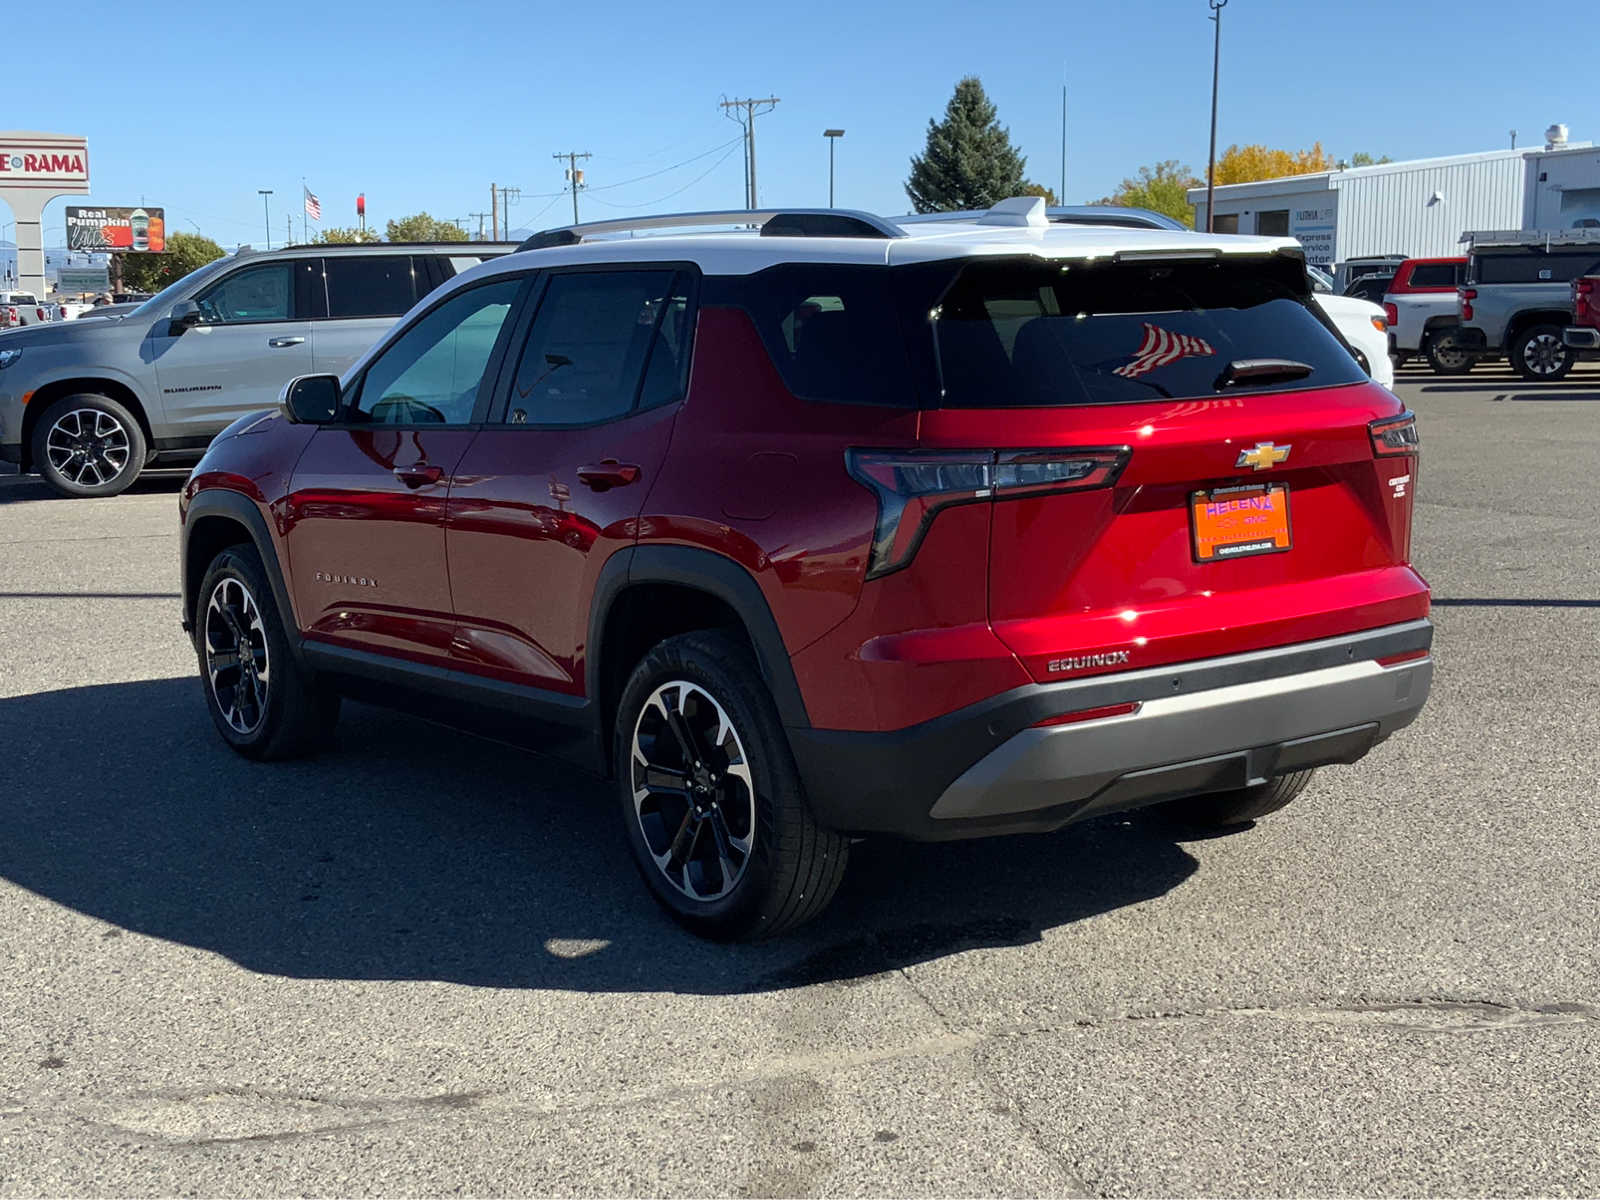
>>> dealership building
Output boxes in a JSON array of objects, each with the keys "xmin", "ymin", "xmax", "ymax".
[{"xmin": 1188, "ymin": 128, "xmax": 1600, "ymax": 267}]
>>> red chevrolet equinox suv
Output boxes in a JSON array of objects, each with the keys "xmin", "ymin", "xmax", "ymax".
[{"xmin": 179, "ymin": 199, "xmax": 1432, "ymax": 939}]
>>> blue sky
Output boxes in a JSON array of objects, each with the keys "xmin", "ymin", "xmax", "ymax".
[{"xmin": 6, "ymin": 0, "xmax": 1591, "ymax": 248}]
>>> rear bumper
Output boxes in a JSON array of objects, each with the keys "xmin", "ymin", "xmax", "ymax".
[
  {"xmin": 1563, "ymin": 326, "xmax": 1600, "ymax": 350},
  {"xmin": 790, "ymin": 619, "xmax": 1432, "ymax": 841}
]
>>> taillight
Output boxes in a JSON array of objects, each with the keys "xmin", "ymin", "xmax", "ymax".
[
  {"xmin": 36, "ymin": 307, "xmax": 47, "ymax": 322},
  {"xmin": 1383, "ymin": 302, "xmax": 1398, "ymax": 326},
  {"xmin": 846, "ymin": 447, "xmax": 1129, "ymax": 579},
  {"xmin": 1369, "ymin": 411, "xmax": 1419, "ymax": 457},
  {"xmin": 1577, "ymin": 278, "xmax": 1596, "ymax": 325},
  {"xmin": 1460, "ymin": 287, "xmax": 1476, "ymax": 321},
  {"xmin": 1032, "ymin": 701, "xmax": 1141, "ymax": 728}
]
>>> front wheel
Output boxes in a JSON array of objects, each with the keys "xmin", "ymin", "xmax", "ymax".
[
  {"xmin": 1181, "ymin": 769, "xmax": 1315, "ymax": 827},
  {"xmin": 1511, "ymin": 323, "xmax": 1574, "ymax": 381},
  {"xmin": 31, "ymin": 393, "xmax": 146, "ymax": 497},
  {"xmin": 195, "ymin": 545, "xmax": 340, "ymax": 760},
  {"xmin": 615, "ymin": 631, "xmax": 848, "ymax": 940}
]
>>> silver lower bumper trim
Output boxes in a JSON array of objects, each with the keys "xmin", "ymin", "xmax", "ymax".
[{"xmin": 930, "ymin": 657, "xmax": 1432, "ymax": 821}]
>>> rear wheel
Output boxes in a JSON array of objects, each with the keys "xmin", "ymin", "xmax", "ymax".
[
  {"xmin": 196, "ymin": 545, "xmax": 340, "ymax": 760},
  {"xmin": 31, "ymin": 393, "xmax": 145, "ymax": 497},
  {"xmin": 1511, "ymin": 322, "xmax": 1574, "ymax": 381},
  {"xmin": 1424, "ymin": 330, "xmax": 1477, "ymax": 375},
  {"xmin": 1182, "ymin": 769, "xmax": 1315, "ymax": 827},
  {"xmin": 615, "ymin": 630, "xmax": 848, "ymax": 940}
]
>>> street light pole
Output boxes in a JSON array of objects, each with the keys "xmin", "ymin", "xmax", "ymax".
[
  {"xmin": 258, "ymin": 189, "xmax": 274, "ymax": 250},
  {"xmin": 823, "ymin": 129, "xmax": 845, "ymax": 207},
  {"xmin": 1205, "ymin": 0, "xmax": 1227, "ymax": 233}
]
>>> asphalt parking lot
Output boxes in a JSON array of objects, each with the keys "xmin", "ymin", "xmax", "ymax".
[{"xmin": 2, "ymin": 364, "xmax": 1597, "ymax": 1197}]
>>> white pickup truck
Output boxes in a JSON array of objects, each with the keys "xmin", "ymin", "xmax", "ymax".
[{"xmin": 1380, "ymin": 258, "xmax": 1475, "ymax": 374}]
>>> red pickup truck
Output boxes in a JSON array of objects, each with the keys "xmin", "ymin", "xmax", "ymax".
[{"xmin": 1563, "ymin": 276, "xmax": 1600, "ymax": 351}]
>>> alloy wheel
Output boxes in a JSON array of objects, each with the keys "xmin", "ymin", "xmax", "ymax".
[
  {"xmin": 1522, "ymin": 332, "xmax": 1567, "ymax": 376},
  {"xmin": 44, "ymin": 408, "xmax": 131, "ymax": 487},
  {"xmin": 1432, "ymin": 339, "xmax": 1471, "ymax": 369},
  {"xmin": 630, "ymin": 680, "xmax": 756, "ymax": 902},
  {"xmin": 204, "ymin": 576, "xmax": 271, "ymax": 735}
]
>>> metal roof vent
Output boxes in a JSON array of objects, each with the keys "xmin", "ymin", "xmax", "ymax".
[{"xmin": 1546, "ymin": 123, "xmax": 1570, "ymax": 150}]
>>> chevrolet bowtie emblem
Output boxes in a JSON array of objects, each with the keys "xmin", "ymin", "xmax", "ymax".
[{"xmin": 1237, "ymin": 442, "xmax": 1291, "ymax": 471}]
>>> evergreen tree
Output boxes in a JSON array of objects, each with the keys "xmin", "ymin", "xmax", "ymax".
[{"xmin": 906, "ymin": 77, "xmax": 1028, "ymax": 213}]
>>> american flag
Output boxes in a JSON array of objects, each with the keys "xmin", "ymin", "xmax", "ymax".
[
  {"xmin": 303, "ymin": 186, "xmax": 321, "ymax": 221},
  {"xmin": 1113, "ymin": 322, "xmax": 1216, "ymax": 379}
]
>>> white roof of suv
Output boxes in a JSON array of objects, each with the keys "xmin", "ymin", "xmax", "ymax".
[{"xmin": 496, "ymin": 196, "xmax": 1302, "ymax": 276}]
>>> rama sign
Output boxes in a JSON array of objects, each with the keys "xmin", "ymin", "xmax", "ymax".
[
  {"xmin": 0, "ymin": 131, "xmax": 90, "ymax": 298},
  {"xmin": 0, "ymin": 136, "xmax": 88, "ymax": 187}
]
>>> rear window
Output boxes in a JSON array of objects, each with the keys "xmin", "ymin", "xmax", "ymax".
[
  {"xmin": 1473, "ymin": 250, "xmax": 1600, "ymax": 284},
  {"xmin": 915, "ymin": 256, "xmax": 1365, "ymax": 407},
  {"xmin": 1407, "ymin": 262, "xmax": 1460, "ymax": 289},
  {"xmin": 323, "ymin": 255, "xmax": 418, "ymax": 319}
]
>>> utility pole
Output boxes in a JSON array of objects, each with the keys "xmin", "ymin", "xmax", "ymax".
[
  {"xmin": 823, "ymin": 130, "xmax": 844, "ymax": 207},
  {"xmin": 490, "ymin": 182, "xmax": 498, "ymax": 241},
  {"xmin": 1205, "ymin": 0, "xmax": 1227, "ymax": 233},
  {"xmin": 257, "ymin": 189, "xmax": 273, "ymax": 250},
  {"xmin": 720, "ymin": 95, "xmax": 780, "ymax": 208},
  {"xmin": 285, "ymin": 215, "xmax": 292, "ymax": 247},
  {"xmin": 493, "ymin": 185, "xmax": 522, "ymax": 238},
  {"xmin": 553, "ymin": 151, "xmax": 593, "ymax": 225},
  {"xmin": 470, "ymin": 212, "xmax": 489, "ymax": 241},
  {"xmin": 1060, "ymin": 84, "xmax": 1067, "ymax": 204}
]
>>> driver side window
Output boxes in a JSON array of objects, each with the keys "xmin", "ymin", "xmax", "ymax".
[
  {"xmin": 350, "ymin": 277, "xmax": 524, "ymax": 426},
  {"xmin": 196, "ymin": 264, "xmax": 292, "ymax": 324}
]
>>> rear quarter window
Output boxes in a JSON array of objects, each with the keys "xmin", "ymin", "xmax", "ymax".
[
  {"xmin": 715, "ymin": 264, "xmax": 916, "ymax": 407},
  {"xmin": 1407, "ymin": 263, "xmax": 1459, "ymax": 289}
]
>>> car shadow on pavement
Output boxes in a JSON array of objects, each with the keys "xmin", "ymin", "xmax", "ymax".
[{"xmin": 0, "ymin": 677, "xmax": 1201, "ymax": 994}]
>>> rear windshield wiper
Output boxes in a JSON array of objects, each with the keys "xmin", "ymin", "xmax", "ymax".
[{"xmin": 1214, "ymin": 358, "xmax": 1315, "ymax": 389}]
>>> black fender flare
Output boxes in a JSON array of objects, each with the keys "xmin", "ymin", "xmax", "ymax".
[
  {"xmin": 587, "ymin": 544, "xmax": 811, "ymax": 731},
  {"xmin": 181, "ymin": 489, "xmax": 301, "ymax": 663}
]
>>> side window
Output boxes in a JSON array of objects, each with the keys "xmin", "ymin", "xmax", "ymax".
[
  {"xmin": 324, "ymin": 255, "xmax": 418, "ymax": 319},
  {"xmin": 732, "ymin": 264, "xmax": 914, "ymax": 407},
  {"xmin": 636, "ymin": 279, "xmax": 696, "ymax": 410},
  {"xmin": 196, "ymin": 264, "xmax": 293, "ymax": 324},
  {"xmin": 350, "ymin": 276, "xmax": 524, "ymax": 426},
  {"xmin": 504, "ymin": 270, "xmax": 677, "ymax": 426}
]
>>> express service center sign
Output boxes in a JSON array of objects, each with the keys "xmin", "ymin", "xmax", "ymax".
[{"xmin": 66, "ymin": 206, "xmax": 166, "ymax": 253}]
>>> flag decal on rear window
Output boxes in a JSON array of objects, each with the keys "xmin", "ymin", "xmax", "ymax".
[{"xmin": 1113, "ymin": 323, "xmax": 1216, "ymax": 379}]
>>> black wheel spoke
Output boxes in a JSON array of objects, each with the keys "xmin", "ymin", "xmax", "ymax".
[{"xmin": 630, "ymin": 679, "xmax": 757, "ymax": 904}]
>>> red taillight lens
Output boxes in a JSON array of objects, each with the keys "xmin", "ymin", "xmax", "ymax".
[
  {"xmin": 846, "ymin": 447, "xmax": 1130, "ymax": 579},
  {"xmin": 1383, "ymin": 302, "xmax": 1398, "ymax": 326},
  {"xmin": 1577, "ymin": 279, "xmax": 1597, "ymax": 324},
  {"xmin": 1376, "ymin": 648, "xmax": 1429, "ymax": 668},
  {"xmin": 1459, "ymin": 287, "xmax": 1476, "ymax": 321},
  {"xmin": 1370, "ymin": 410, "xmax": 1419, "ymax": 457},
  {"xmin": 1033, "ymin": 702, "xmax": 1141, "ymax": 728}
]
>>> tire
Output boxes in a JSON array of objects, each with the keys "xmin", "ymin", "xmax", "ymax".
[
  {"xmin": 1182, "ymin": 769, "xmax": 1315, "ymax": 828},
  {"xmin": 614, "ymin": 630, "xmax": 848, "ymax": 940},
  {"xmin": 1510, "ymin": 322, "xmax": 1574, "ymax": 382},
  {"xmin": 195, "ymin": 544, "xmax": 340, "ymax": 761},
  {"xmin": 30, "ymin": 393, "xmax": 146, "ymax": 498},
  {"xmin": 1424, "ymin": 330, "xmax": 1477, "ymax": 375}
]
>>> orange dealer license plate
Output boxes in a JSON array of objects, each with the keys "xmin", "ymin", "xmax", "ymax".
[{"xmin": 1190, "ymin": 483, "xmax": 1292, "ymax": 562}]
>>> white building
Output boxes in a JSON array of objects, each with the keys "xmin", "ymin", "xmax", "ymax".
[{"xmin": 1188, "ymin": 129, "xmax": 1600, "ymax": 267}]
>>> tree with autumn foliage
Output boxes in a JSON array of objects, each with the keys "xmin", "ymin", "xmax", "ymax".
[
  {"xmin": 1213, "ymin": 142, "xmax": 1335, "ymax": 185},
  {"xmin": 1098, "ymin": 161, "xmax": 1203, "ymax": 228}
]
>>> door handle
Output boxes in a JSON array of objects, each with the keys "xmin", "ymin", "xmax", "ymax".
[
  {"xmin": 577, "ymin": 460, "xmax": 641, "ymax": 491},
  {"xmin": 268, "ymin": 336, "xmax": 306, "ymax": 348},
  {"xmin": 393, "ymin": 462, "xmax": 444, "ymax": 488}
]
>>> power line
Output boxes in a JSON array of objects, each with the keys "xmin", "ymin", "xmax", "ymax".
[
  {"xmin": 719, "ymin": 96, "xmax": 780, "ymax": 207},
  {"xmin": 583, "ymin": 144, "xmax": 741, "ymax": 211},
  {"xmin": 552, "ymin": 150, "xmax": 592, "ymax": 224}
]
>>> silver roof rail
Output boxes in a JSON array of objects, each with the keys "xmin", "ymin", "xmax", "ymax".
[{"xmin": 517, "ymin": 208, "xmax": 905, "ymax": 251}]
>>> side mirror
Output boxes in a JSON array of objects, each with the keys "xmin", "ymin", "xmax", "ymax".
[
  {"xmin": 168, "ymin": 300, "xmax": 204, "ymax": 336},
  {"xmin": 280, "ymin": 374, "xmax": 342, "ymax": 424}
]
